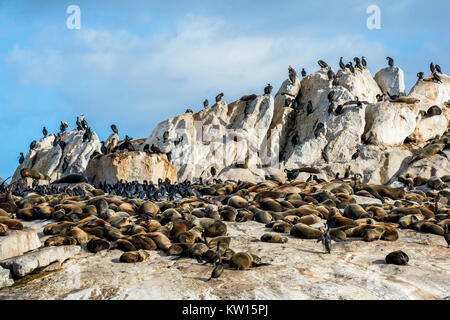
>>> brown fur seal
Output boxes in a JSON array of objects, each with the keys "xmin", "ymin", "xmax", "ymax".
[
  {"xmin": 44, "ymin": 235, "xmax": 77, "ymax": 247},
  {"xmin": 0, "ymin": 223, "xmax": 8, "ymax": 236},
  {"xmin": 191, "ymin": 218, "xmax": 227, "ymax": 237},
  {"xmin": 20, "ymin": 168, "xmax": 50, "ymax": 180},
  {"xmin": 0, "ymin": 218, "xmax": 24, "ymax": 230},
  {"xmin": 146, "ymin": 232, "xmax": 172, "ymax": 251},
  {"xmin": 290, "ymin": 223, "xmax": 323, "ymax": 239},
  {"xmin": 53, "ymin": 174, "xmax": 88, "ymax": 184},
  {"xmin": 261, "ymin": 233, "xmax": 288, "ymax": 243},
  {"xmin": 177, "ymin": 226, "xmax": 204, "ymax": 244},
  {"xmin": 272, "ymin": 221, "xmax": 292, "ymax": 233},
  {"xmin": 111, "ymin": 239, "xmax": 137, "ymax": 252},
  {"xmin": 120, "ymin": 250, "xmax": 150, "ymax": 263},
  {"xmin": 87, "ymin": 237, "xmax": 110, "ymax": 253},
  {"xmin": 230, "ymin": 252, "xmax": 269, "ymax": 270},
  {"xmin": 125, "ymin": 234, "xmax": 158, "ymax": 250},
  {"xmin": 385, "ymin": 251, "xmax": 409, "ymax": 265}
]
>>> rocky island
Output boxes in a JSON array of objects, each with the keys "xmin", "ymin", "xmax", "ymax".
[{"xmin": 0, "ymin": 58, "xmax": 449, "ymax": 300}]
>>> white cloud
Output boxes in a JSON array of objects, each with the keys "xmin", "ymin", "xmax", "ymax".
[{"xmin": 5, "ymin": 15, "xmax": 388, "ymax": 134}]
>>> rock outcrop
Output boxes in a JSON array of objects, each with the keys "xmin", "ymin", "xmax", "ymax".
[
  {"xmin": 0, "ymin": 267, "xmax": 13, "ymax": 288},
  {"xmin": 374, "ymin": 66, "xmax": 406, "ymax": 96},
  {"xmin": 12, "ymin": 130, "xmax": 101, "ymax": 183},
  {"xmin": 0, "ymin": 229, "xmax": 41, "ymax": 260},
  {"xmin": 85, "ymin": 152, "xmax": 178, "ymax": 185},
  {"xmin": 9, "ymin": 66, "xmax": 450, "ymax": 187},
  {"xmin": 0, "ymin": 245, "xmax": 81, "ymax": 278},
  {"xmin": 142, "ymin": 95, "xmax": 276, "ymax": 182}
]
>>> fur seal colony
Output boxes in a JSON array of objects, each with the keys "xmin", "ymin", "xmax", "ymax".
[{"xmin": 1, "ymin": 57, "xmax": 449, "ymax": 298}]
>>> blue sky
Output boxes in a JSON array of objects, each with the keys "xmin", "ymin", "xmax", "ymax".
[{"xmin": 0, "ymin": 0, "xmax": 449, "ymax": 179}]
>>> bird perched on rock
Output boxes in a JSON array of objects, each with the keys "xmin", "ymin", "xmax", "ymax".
[
  {"xmin": 53, "ymin": 134, "xmax": 61, "ymax": 147},
  {"xmin": 60, "ymin": 121, "xmax": 68, "ymax": 133},
  {"xmin": 210, "ymin": 167, "xmax": 216, "ymax": 177},
  {"xmin": 317, "ymin": 223, "xmax": 331, "ymax": 254},
  {"xmin": 215, "ymin": 93, "xmax": 224, "ymax": 103},
  {"xmin": 361, "ymin": 56, "xmax": 367, "ymax": 69},
  {"xmin": 151, "ymin": 144, "xmax": 162, "ymax": 154},
  {"xmin": 386, "ymin": 57, "xmax": 394, "ymax": 67},
  {"xmin": 43, "ymin": 127, "xmax": 48, "ymax": 137},
  {"xmin": 76, "ymin": 117, "xmax": 83, "ymax": 131},
  {"xmin": 80, "ymin": 115, "xmax": 89, "ymax": 130},
  {"xmin": 327, "ymin": 102, "xmax": 335, "ymax": 115},
  {"xmin": 430, "ymin": 62, "xmax": 436, "ymax": 74},
  {"xmin": 203, "ymin": 99, "xmax": 209, "ymax": 108},
  {"xmin": 285, "ymin": 169, "xmax": 300, "ymax": 182},
  {"xmin": 328, "ymin": 90, "xmax": 335, "ymax": 103},
  {"xmin": 435, "ymin": 64, "xmax": 442, "ymax": 73},
  {"xmin": 291, "ymin": 131, "xmax": 300, "ymax": 146},
  {"xmin": 432, "ymin": 73, "xmax": 442, "ymax": 83},
  {"xmin": 62, "ymin": 156, "xmax": 69, "ymax": 172},
  {"xmin": 346, "ymin": 62, "xmax": 355, "ymax": 73},
  {"xmin": 353, "ymin": 57, "xmax": 363, "ymax": 70},
  {"xmin": 417, "ymin": 72, "xmax": 424, "ymax": 81},
  {"xmin": 18, "ymin": 152, "xmax": 24, "ymax": 164},
  {"xmin": 101, "ymin": 141, "xmax": 107, "ymax": 154},
  {"xmin": 314, "ymin": 122, "xmax": 324, "ymax": 138},
  {"xmin": 306, "ymin": 101, "xmax": 314, "ymax": 115},
  {"xmin": 288, "ymin": 66, "xmax": 297, "ymax": 84},
  {"xmin": 327, "ymin": 69, "xmax": 334, "ymax": 81},
  {"xmin": 30, "ymin": 140, "xmax": 37, "ymax": 150},
  {"xmin": 83, "ymin": 127, "xmax": 92, "ymax": 142},
  {"xmin": 339, "ymin": 57, "xmax": 345, "ymax": 70},
  {"xmin": 264, "ymin": 83, "xmax": 273, "ymax": 95},
  {"xmin": 301, "ymin": 68, "xmax": 307, "ymax": 78},
  {"xmin": 352, "ymin": 149, "xmax": 360, "ymax": 160},
  {"xmin": 317, "ymin": 60, "xmax": 328, "ymax": 69},
  {"xmin": 59, "ymin": 140, "xmax": 66, "ymax": 150},
  {"xmin": 335, "ymin": 104, "xmax": 344, "ymax": 115},
  {"xmin": 376, "ymin": 94, "xmax": 385, "ymax": 102},
  {"xmin": 111, "ymin": 124, "xmax": 118, "ymax": 134}
]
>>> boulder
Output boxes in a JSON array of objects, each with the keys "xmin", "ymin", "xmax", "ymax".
[
  {"xmin": 12, "ymin": 129, "xmax": 101, "ymax": 183},
  {"xmin": 0, "ymin": 266, "xmax": 14, "ymax": 288},
  {"xmin": 408, "ymin": 114, "xmax": 448, "ymax": 143},
  {"xmin": 0, "ymin": 229, "xmax": 41, "ymax": 260},
  {"xmin": 0, "ymin": 246, "xmax": 81, "ymax": 278},
  {"xmin": 374, "ymin": 66, "xmax": 405, "ymax": 96},
  {"xmin": 408, "ymin": 73, "xmax": 450, "ymax": 111},
  {"xmin": 142, "ymin": 94, "xmax": 275, "ymax": 182},
  {"xmin": 337, "ymin": 68, "xmax": 383, "ymax": 103},
  {"xmin": 284, "ymin": 69, "xmax": 367, "ymax": 167},
  {"xmin": 85, "ymin": 152, "xmax": 178, "ymax": 185},
  {"xmin": 365, "ymin": 102, "xmax": 417, "ymax": 146}
]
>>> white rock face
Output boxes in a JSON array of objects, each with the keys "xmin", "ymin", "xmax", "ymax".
[
  {"xmin": 365, "ymin": 102, "xmax": 417, "ymax": 146},
  {"xmin": 0, "ymin": 267, "xmax": 13, "ymax": 288},
  {"xmin": 12, "ymin": 130, "xmax": 101, "ymax": 183},
  {"xmin": 408, "ymin": 114, "xmax": 448, "ymax": 142},
  {"xmin": 337, "ymin": 68, "xmax": 382, "ymax": 103},
  {"xmin": 408, "ymin": 73, "xmax": 450, "ymax": 110},
  {"xmin": 0, "ymin": 229, "xmax": 41, "ymax": 260},
  {"xmin": 408, "ymin": 150, "xmax": 450, "ymax": 180},
  {"xmin": 143, "ymin": 95, "xmax": 276, "ymax": 181},
  {"xmin": 104, "ymin": 133, "xmax": 119, "ymax": 153},
  {"xmin": 85, "ymin": 152, "xmax": 178, "ymax": 185},
  {"xmin": 0, "ymin": 245, "xmax": 81, "ymax": 278},
  {"xmin": 284, "ymin": 68, "xmax": 374, "ymax": 168},
  {"xmin": 374, "ymin": 66, "xmax": 406, "ymax": 96}
]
